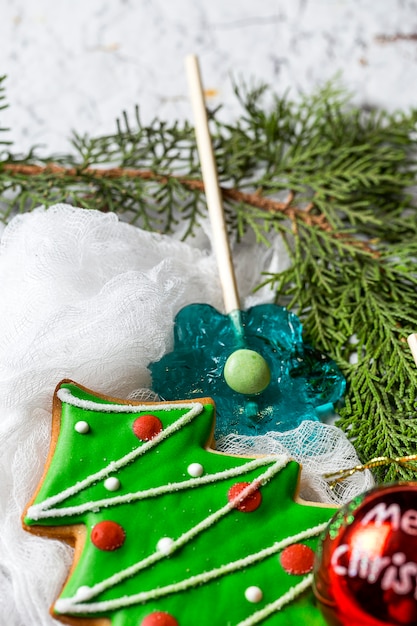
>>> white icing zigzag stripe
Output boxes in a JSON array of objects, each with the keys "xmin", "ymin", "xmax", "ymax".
[
  {"xmin": 28, "ymin": 387, "xmax": 286, "ymax": 521},
  {"xmin": 57, "ymin": 388, "xmax": 198, "ymax": 414},
  {"xmin": 30, "ymin": 456, "xmax": 281, "ymax": 520},
  {"xmin": 55, "ymin": 458, "xmax": 290, "ymax": 609},
  {"xmin": 28, "ymin": 389, "xmax": 205, "ymax": 520},
  {"xmin": 55, "ymin": 521, "xmax": 326, "ymax": 614}
]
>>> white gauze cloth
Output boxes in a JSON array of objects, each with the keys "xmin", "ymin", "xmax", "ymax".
[{"xmin": 0, "ymin": 204, "xmax": 372, "ymax": 625}]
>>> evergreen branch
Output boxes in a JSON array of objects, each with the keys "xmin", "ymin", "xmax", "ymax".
[
  {"xmin": 2, "ymin": 78, "xmax": 417, "ymax": 480},
  {"xmin": 0, "ymin": 162, "xmax": 313, "ymax": 222},
  {"xmin": 0, "ymin": 162, "xmax": 377, "ymax": 255},
  {"xmin": 262, "ymin": 223, "xmax": 417, "ymax": 481}
]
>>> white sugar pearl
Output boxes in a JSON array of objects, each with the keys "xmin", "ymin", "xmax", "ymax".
[
  {"xmin": 187, "ymin": 462, "xmax": 204, "ymax": 478},
  {"xmin": 74, "ymin": 420, "xmax": 90, "ymax": 434},
  {"xmin": 157, "ymin": 537, "xmax": 175, "ymax": 555},
  {"xmin": 245, "ymin": 586, "xmax": 263, "ymax": 603},
  {"xmin": 104, "ymin": 477, "xmax": 121, "ymax": 492},
  {"xmin": 75, "ymin": 585, "xmax": 92, "ymax": 601}
]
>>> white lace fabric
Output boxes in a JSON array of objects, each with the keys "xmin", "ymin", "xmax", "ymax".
[{"xmin": 0, "ymin": 205, "xmax": 372, "ymax": 625}]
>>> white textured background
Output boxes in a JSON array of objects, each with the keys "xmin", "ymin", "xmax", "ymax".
[{"xmin": 2, "ymin": 0, "xmax": 417, "ymax": 155}]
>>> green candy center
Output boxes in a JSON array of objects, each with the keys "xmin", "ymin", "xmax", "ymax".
[{"xmin": 223, "ymin": 349, "xmax": 271, "ymax": 395}]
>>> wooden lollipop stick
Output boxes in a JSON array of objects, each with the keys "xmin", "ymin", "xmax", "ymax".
[{"xmin": 185, "ymin": 54, "xmax": 241, "ymax": 314}]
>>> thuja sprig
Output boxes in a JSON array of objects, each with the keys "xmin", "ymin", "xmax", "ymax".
[
  {"xmin": 1, "ymin": 75, "xmax": 417, "ymax": 479},
  {"xmin": 264, "ymin": 228, "xmax": 417, "ymax": 480}
]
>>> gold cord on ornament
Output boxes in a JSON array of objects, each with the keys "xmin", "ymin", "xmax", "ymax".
[{"xmin": 324, "ymin": 455, "xmax": 417, "ymax": 489}]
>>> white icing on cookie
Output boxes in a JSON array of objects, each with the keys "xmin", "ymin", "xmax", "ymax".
[
  {"xmin": 53, "ymin": 524, "xmax": 326, "ymax": 614},
  {"xmin": 74, "ymin": 586, "xmax": 92, "ymax": 601},
  {"xmin": 28, "ymin": 456, "xmax": 280, "ymax": 520},
  {"xmin": 28, "ymin": 392, "xmax": 206, "ymax": 520}
]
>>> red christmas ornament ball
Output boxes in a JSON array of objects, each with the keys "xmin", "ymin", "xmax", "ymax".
[{"xmin": 313, "ymin": 482, "xmax": 417, "ymax": 626}]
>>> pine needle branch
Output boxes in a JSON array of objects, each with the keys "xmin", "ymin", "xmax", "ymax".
[{"xmin": 2, "ymin": 76, "xmax": 417, "ymax": 480}]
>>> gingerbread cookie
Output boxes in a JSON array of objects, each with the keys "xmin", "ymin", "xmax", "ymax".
[{"xmin": 23, "ymin": 381, "xmax": 336, "ymax": 625}]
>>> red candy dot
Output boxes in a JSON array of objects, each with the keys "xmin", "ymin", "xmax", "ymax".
[
  {"xmin": 228, "ymin": 482, "xmax": 262, "ymax": 512},
  {"xmin": 91, "ymin": 520, "xmax": 126, "ymax": 551},
  {"xmin": 280, "ymin": 543, "xmax": 315, "ymax": 575},
  {"xmin": 133, "ymin": 414, "xmax": 163, "ymax": 441},
  {"xmin": 141, "ymin": 612, "xmax": 179, "ymax": 626}
]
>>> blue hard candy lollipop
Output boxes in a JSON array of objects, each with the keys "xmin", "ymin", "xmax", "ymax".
[{"xmin": 150, "ymin": 303, "xmax": 345, "ymax": 440}]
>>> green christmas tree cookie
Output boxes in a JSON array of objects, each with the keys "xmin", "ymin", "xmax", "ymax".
[{"xmin": 23, "ymin": 381, "xmax": 336, "ymax": 626}]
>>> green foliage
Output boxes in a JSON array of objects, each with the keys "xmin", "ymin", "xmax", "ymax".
[{"xmin": 2, "ymin": 76, "xmax": 417, "ymax": 481}]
